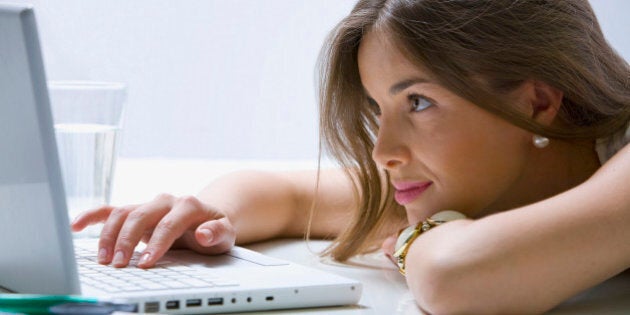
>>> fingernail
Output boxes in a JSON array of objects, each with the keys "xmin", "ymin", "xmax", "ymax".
[
  {"xmin": 71, "ymin": 215, "xmax": 81, "ymax": 225},
  {"xmin": 138, "ymin": 252, "xmax": 151, "ymax": 266},
  {"xmin": 112, "ymin": 250, "xmax": 125, "ymax": 266},
  {"xmin": 199, "ymin": 229, "xmax": 213, "ymax": 244},
  {"xmin": 98, "ymin": 248, "xmax": 108, "ymax": 262}
]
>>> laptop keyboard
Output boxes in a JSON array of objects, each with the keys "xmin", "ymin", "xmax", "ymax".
[{"xmin": 74, "ymin": 245, "xmax": 239, "ymax": 293}]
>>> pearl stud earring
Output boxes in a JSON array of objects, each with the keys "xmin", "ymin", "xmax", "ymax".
[{"xmin": 533, "ymin": 135, "xmax": 550, "ymax": 148}]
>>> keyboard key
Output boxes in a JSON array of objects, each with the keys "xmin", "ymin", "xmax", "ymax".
[
  {"xmin": 76, "ymin": 249, "xmax": 239, "ymax": 292},
  {"xmin": 178, "ymin": 278, "xmax": 213, "ymax": 288}
]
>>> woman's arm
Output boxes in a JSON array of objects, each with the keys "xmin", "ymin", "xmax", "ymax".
[
  {"xmin": 72, "ymin": 168, "xmax": 357, "ymax": 268},
  {"xmin": 196, "ymin": 168, "xmax": 357, "ymax": 244},
  {"xmin": 405, "ymin": 144, "xmax": 630, "ymax": 314}
]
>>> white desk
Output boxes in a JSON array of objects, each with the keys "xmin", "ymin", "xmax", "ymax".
[{"xmin": 110, "ymin": 158, "xmax": 630, "ymax": 315}]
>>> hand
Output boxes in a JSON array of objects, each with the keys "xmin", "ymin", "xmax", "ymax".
[
  {"xmin": 382, "ymin": 233, "xmax": 398, "ymax": 267},
  {"xmin": 71, "ymin": 193, "xmax": 236, "ymax": 269}
]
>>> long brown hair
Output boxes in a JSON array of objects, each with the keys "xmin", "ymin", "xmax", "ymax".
[{"xmin": 317, "ymin": 0, "xmax": 630, "ymax": 261}]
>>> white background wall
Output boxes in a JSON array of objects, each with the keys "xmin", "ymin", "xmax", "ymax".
[{"xmin": 17, "ymin": 0, "xmax": 630, "ymax": 160}]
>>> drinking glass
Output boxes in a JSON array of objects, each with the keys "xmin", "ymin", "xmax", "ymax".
[{"xmin": 48, "ymin": 81, "xmax": 126, "ymax": 238}]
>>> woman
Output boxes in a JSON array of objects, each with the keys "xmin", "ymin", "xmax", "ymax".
[{"xmin": 73, "ymin": 0, "xmax": 630, "ymax": 313}]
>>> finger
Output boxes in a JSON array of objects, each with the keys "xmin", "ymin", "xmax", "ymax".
[
  {"xmin": 140, "ymin": 230, "xmax": 154, "ymax": 244},
  {"xmin": 70, "ymin": 205, "xmax": 116, "ymax": 232},
  {"xmin": 192, "ymin": 218, "xmax": 236, "ymax": 254},
  {"xmin": 98, "ymin": 205, "xmax": 136, "ymax": 265},
  {"xmin": 137, "ymin": 196, "xmax": 209, "ymax": 268},
  {"xmin": 382, "ymin": 234, "xmax": 398, "ymax": 266},
  {"xmin": 111, "ymin": 197, "xmax": 174, "ymax": 268}
]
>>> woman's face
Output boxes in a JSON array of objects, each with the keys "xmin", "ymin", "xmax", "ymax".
[{"xmin": 357, "ymin": 32, "xmax": 534, "ymax": 223}]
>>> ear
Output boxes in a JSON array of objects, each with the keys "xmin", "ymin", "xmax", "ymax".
[{"xmin": 526, "ymin": 81, "xmax": 564, "ymax": 126}]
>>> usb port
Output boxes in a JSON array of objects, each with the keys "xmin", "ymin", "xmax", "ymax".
[
  {"xmin": 208, "ymin": 297, "xmax": 224, "ymax": 306},
  {"xmin": 144, "ymin": 301, "xmax": 160, "ymax": 313},
  {"xmin": 165, "ymin": 300, "xmax": 180, "ymax": 310},
  {"xmin": 266, "ymin": 296, "xmax": 274, "ymax": 301},
  {"xmin": 186, "ymin": 298, "xmax": 202, "ymax": 307}
]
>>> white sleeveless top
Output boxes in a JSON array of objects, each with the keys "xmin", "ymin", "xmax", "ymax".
[{"xmin": 596, "ymin": 124, "xmax": 630, "ymax": 163}]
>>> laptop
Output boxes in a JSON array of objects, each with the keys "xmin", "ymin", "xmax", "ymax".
[{"xmin": 0, "ymin": 3, "xmax": 361, "ymax": 314}]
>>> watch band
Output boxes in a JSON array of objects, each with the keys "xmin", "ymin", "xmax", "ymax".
[{"xmin": 393, "ymin": 210, "xmax": 466, "ymax": 275}]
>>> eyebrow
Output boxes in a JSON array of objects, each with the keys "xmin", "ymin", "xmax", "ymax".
[{"xmin": 389, "ymin": 78, "xmax": 430, "ymax": 96}]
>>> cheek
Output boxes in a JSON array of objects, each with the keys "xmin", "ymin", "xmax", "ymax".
[{"xmin": 420, "ymin": 121, "xmax": 529, "ymax": 211}]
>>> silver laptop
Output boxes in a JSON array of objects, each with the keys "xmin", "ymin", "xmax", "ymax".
[{"xmin": 0, "ymin": 4, "xmax": 361, "ymax": 314}]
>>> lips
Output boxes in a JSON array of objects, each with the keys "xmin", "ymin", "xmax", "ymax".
[{"xmin": 393, "ymin": 181, "xmax": 432, "ymax": 205}]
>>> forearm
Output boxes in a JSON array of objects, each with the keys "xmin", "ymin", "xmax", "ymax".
[
  {"xmin": 196, "ymin": 170, "xmax": 302, "ymax": 244},
  {"xmin": 196, "ymin": 168, "xmax": 355, "ymax": 244},
  {"xmin": 405, "ymin": 146, "xmax": 630, "ymax": 314}
]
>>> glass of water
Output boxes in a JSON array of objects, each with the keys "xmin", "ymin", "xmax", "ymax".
[{"xmin": 48, "ymin": 81, "xmax": 126, "ymax": 238}]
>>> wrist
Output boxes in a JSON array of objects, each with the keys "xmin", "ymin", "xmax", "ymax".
[{"xmin": 393, "ymin": 210, "xmax": 467, "ymax": 275}]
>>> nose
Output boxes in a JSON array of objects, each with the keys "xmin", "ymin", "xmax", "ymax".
[{"xmin": 371, "ymin": 118, "xmax": 411, "ymax": 170}]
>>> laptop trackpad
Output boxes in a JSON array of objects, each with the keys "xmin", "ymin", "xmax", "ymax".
[{"xmin": 162, "ymin": 246, "xmax": 289, "ymax": 269}]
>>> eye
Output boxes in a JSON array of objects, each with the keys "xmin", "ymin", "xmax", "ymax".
[
  {"xmin": 367, "ymin": 97, "xmax": 381, "ymax": 116},
  {"xmin": 409, "ymin": 94, "xmax": 434, "ymax": 112}
]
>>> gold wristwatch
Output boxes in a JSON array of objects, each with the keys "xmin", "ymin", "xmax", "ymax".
[{"xmin": 393, "ymin": 210, "xmax": 466, "ymax": 275}]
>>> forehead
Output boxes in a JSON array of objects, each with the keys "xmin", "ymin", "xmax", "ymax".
[
  {"xmin": 357, "ymin": 31, "xmax": 431, "ymax": 95},
  {"xmin": 358, "ymin": 31, "xmax": 407, "ymax": 69}
]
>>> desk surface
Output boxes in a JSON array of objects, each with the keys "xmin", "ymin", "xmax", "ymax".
[{"xmin": 108, "ymin": 158, "xmax": 630, "ymax": 314}]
